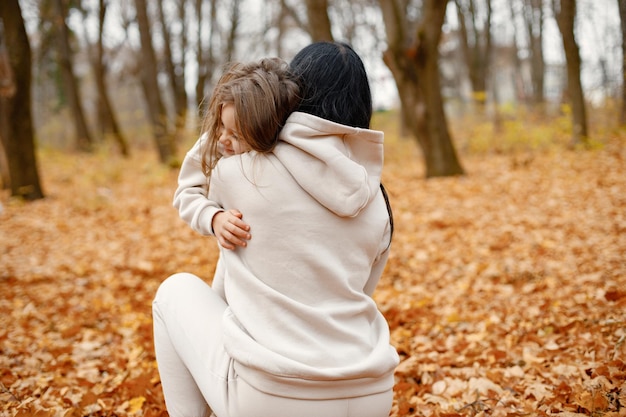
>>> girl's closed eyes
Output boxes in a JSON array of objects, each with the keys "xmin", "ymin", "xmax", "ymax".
[{"xmin": 218, "ymin": 103, "xmax": 250, "ymax": 156}]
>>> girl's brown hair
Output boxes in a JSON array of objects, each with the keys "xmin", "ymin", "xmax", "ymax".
[{"xmin": 200, "ymin": 58, "xmax": 300, "ymax": 176}]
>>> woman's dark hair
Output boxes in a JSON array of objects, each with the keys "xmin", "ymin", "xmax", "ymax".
[{"xmin": 290, "ymin": 42, "xmax": 372, "ymax": 129}]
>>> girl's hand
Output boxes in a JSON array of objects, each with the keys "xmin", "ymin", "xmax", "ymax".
[{"xmin": 212, "ymin": 209, "xmax": 251, "ymax": 250}]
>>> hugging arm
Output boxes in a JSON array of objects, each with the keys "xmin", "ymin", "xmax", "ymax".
[{"xmin": 173, "ymin": 137, "xmax": 250, "ymax": 249}]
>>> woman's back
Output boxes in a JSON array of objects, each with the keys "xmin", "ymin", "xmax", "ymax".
[{"xmin": 208, "ymin": 112, "xmax": 397, "ymax": 398}]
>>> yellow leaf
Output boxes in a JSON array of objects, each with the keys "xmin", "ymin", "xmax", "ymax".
[{"xmin": 128, "ymin": 396, "xmax": 146, "ymax": 414}]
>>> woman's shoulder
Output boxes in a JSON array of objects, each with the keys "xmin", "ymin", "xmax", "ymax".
[
  {"xmin": 214, "ymin": 151, "xmax": 281, "ymax": 178},
  {"xmin": 283, "ymin": 112, "xmax": 383, "ymax": 143}
]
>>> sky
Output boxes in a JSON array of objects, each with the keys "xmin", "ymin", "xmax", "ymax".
[{"xmin": 19, "ymin": 0, "xmax": 624, "ymax": 109}]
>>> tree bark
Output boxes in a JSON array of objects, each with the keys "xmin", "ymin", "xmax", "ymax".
[
  {"xmin": 53, "ymin": 0, "xmax": 94, "ymax": 152},
  {"xmin": 157, "ymin": 0, "xmax": 188, "ymax": 136},
  {"xmin": 305, "ymin": 0, "xmax": 334, "ymax": 41},
  {"xmin": 524, "ymin": 0, "xmax": 545, "ymax": 104},
  {"xmin": 0, "ymin": 0, "xmax": 44, "ymax": 200},
  {"xmin": 552, "ymin": 0, "xmax": 588, "ymax": 145},
  {"xmin": 380, "ymin": 0, "xmax": 464, "ymax": 178},
  {"xmin": 276, "ymin": 0, "xmax": 290, "ymax": 56},
  {"xmin": 619, "ymin": 0, "xmax": 626, "ymax": 125},
  {"xmin": 0, "ymin": 37, "xmax": 13, "ymax": 189},
  {"xmin": 225, "ymin": 0, "xmax": 241, "ymax": 62},
  {"xmin": 92, "ymin": 0, "xmax": 129, "ymax": 156},
  {"xmin": 134, "ymin": 0, "xmax": 175, "ymax": 163},
  {"xmin": 508, "ymin": 0, "xmax": 526, "ymax": 102},
  {"xmin": 194, "ymin": 0, "xmax": 219, "ymax": 111},
  {"xmin": 455, "ymin": 0, "xmax": 492, "ymax": 107},
  {"xmin": 281, "ymin": 0, "xmax": 306, "ymax": 32}
]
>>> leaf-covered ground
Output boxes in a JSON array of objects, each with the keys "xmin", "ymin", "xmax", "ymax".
[{"xmin": 1, "ymin": 124, "xmax": 625, "ymax": 417}]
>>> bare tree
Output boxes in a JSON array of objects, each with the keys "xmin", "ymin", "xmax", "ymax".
[
  {"xmin": 225, "ymin": 0, "xmax": 241, "ymax": 62},
  {"xmin": 523, "ymin": 0, "xmax": 546, "ymax": 104},
  {"xmin": 619, "ymin": 0, "xmax": 626, "ymax": 124},
  {"xmin": 379, "ymin": 0, "xmax": 464, "ymax": 177},
  {"xmin": 552, "ymin": 0, "xmax": 588, "ymax": 145},
  {"xmin": 0, "ymin": 34, "xmax": 12, "ymax": 189},
  {"xmin": 275, "ymin": 0, "xmax": 293, "ymax": 56},
  {"xmin": 157, "ymin": 0, "xmax": 188, "ymax": 137},
  {"xmin": 455, "ymin": 0, "xmax": 493, "ymax": 108},
  {"xmin": 53, "ymin": 0, "xmax": 94, "ymax": 152},
  {"xmin": 305, "ymin": 0, "xmax": 333, "ymax": 41},
  {"xmin": 331, "ymin": 0, "xmax": 386, "ymax": 54},
  {"xmin": 79, "ymin": 0, "xmax": 129, "ymax": 156},
  {"xmin": 507, "ymin": 0, "xmax": 527, "ymax": 102},
  {"xmin": 194, "ymin": 0, "xmax": 218, "ymax": 109},
  {"xmin": 281, "ymin": 0, "xmax": 307, "ymax": 32},
  {"xmin": 0, "ymin": 0, "xmax": 44, "ymax": 200},
  {"xmin": 134, "ymin": 0, "xmax": 175, "ymax": 163}
]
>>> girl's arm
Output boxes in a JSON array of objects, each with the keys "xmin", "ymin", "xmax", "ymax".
[
  {"xmin": 174, "ymin": 137, "xmax": 250, "ymax": 249},
  {"xmin": 173, "ymin": 138, "xmax": 222, "ymax": 236}
]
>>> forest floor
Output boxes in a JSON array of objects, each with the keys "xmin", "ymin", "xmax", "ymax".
[{"xmin": 1, "ymin": 115, "xmax": 625, "ymax": 416}]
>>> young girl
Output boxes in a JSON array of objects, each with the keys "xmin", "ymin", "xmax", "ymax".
[
  {"xmin": 173, "ymin": 57, "xmax": 300, "ymax": 254},
  {"xmin": 154, "ymin": 44, "xmax": 398, "ymax": 417}
]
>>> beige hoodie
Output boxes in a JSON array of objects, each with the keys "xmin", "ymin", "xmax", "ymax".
[{"xmin": 174, "ymin": 112, "xmax": 398, "ymax": 399}]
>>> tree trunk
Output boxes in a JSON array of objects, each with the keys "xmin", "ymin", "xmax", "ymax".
[
  {"xmin": 276, "ymin": 0, "xmax": 290, "ymax": 56},
  {"xmin": 195, "ymin": 0, "xmax": 218, "ymax": 110},
  {"xmin": 281, "ymin": 0, "xmax": 306, "ymax": 33},
  {"xmin": 524, "ymin": 0, "xmax": 545, "ymax": 104},
  {"xmin": 553, "ymin": 0, "xmax": 588, "ymax": 145},
  {"xmin": 157, "ymin": 0, "xmax": 188, "ymax": 137},
  {"xmin": 134, "ymin": 0, "xmax": 175, "ymax": 164},
  {"xmin": 380, "ymin": 0, "xmax": 464, "ymax": 178},
  {"xmin": 619, "ymin": 0, "xmax": 626, "ymax": 125},
  {"xmin": 195, "ymin": 0, "xmax": 206, "ymax": 109},
  {"xmin": 176, "ymin": 0, "xmax": 189, "ymax": 128},
  {"xmin": 455, "ymin": 0, "xmax": 492, "ymax": 108},
  {"xmin": 508, "ymin": 0, "xmax": 526, "ymax": 103},
  {"xmin": 0, "ymin": 36, "xmax": 13, "ymax": 189},
  {"xmin": 93, "ymin": 0, "xmax": 129, "ymax": 156},
  {"xmin": 225, "ymin": 0, "xmax": 240, "ymax": 62},
  {"xmin": 53, "ymin": 0, "xmax": 93, "ymax": 152},
  {"xmin": 0, "ymin": 0, "xmax": 44, "ymax": 200},
  {"xmin": 305, "ymin": 0, "xmax": 333, "ymax": 41}
]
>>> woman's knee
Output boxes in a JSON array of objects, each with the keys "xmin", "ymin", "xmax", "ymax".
[{"xmin": 154, "ymin": 272, "xmax": 204, "ymax": 304}]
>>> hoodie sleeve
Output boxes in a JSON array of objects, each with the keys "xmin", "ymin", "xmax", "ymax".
[{"xmin": 173, "ymin": 136, "xmax": 223, "ymax": 236}]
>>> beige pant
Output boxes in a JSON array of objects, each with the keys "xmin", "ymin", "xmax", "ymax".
[
  {"xmin": 232, "ymin": 378, "xmax": 392, "ymax": 417},
  {"xmin": 153, "ymin": 273, "xmax": 393, "ymax": 417}
]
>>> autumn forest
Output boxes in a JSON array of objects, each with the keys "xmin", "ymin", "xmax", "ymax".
[{"xmin": 1, "ymin": 0, "xmax": 625, "ymax": 416}]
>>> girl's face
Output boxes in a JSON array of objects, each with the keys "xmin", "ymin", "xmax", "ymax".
[{"xmin": 218, "ymin": 104, "xmax": 250, "ymax": 156}]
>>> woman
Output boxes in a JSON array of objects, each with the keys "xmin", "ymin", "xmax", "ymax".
[{"xmin": 153, "ymin": 42, "xmax": 398, "ymax": 417}]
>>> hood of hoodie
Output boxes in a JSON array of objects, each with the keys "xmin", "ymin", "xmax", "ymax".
[{"xmin": 273, "ymin": 112, "xmax": 384, "ymax": 218}]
